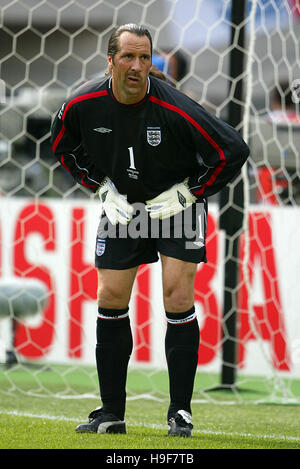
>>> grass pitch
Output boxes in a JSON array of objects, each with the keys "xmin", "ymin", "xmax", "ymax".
[{"xmin": 0, "ymin": 363, "xmax": 300, "ymax": 450}]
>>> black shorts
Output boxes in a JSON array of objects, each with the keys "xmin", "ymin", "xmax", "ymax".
[{"xmin": 95, "ymin": 200, "xmax": 208, "ymax": 270}]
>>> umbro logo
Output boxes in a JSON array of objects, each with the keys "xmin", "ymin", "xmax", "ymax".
[
  {"xmin": 177, "ymin": 190, "xmax": 186, "ymax": 208},
  {"xmin": 93, "ymin": 127, "xmax": 112, "ymax": 133}
]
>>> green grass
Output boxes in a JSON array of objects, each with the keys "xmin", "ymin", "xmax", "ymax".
[{"xmin": 1, "ymin": 363, "xmax": 300, "ymax": 449}]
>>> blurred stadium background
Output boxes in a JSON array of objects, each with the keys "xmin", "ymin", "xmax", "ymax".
[{"xmin": 0, "ymin": 0, "xmax": 300, "ymax": 406}]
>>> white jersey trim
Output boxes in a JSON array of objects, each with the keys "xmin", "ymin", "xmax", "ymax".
[
  {"xmin": 166, "ymin": 312, "xmax": 197, "ymax": 325},
  {"xmin": 97, "ymin": 311, "xmax": 129, "ymax": 321}
]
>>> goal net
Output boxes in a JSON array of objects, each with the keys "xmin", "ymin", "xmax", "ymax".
[{"xmin": 0, "ymin": 0, "xmax": 300, "ymax": 405}]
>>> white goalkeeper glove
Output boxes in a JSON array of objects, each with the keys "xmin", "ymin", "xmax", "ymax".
[
  {"xmin": 97, "ymin": 177, "xmax": 134, "ymax": 225},
  {"xmin": 145, "ymin": 178, "xmax": 196, "ymax": 219}
]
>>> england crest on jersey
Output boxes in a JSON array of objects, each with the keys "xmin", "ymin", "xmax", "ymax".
[
  {"xmin": 147, "ymin": 127, "xmax": 161, "ymax": 146},
  {"xmin": 96, "ymin": 237, "xmax": 106, "ymax": 256}
]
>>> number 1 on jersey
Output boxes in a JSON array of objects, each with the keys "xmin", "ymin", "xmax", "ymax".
[
  {"xmin": 128, "ymin": 146, "xmax": 136, "ymax": 170},
  {"xmin": 127, "ymin": 146, "xmax": 139, "ymax": 180}
]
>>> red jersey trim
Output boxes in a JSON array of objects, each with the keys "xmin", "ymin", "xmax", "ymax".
[
  {"xmin": 62, "ymin": 90, "xmax": 108, "ymax": 120},
  {"xmin": 52, "ymin": 90, "xmax": 108, "ymax": 189},
  {"xmin": 60, "ymin": 155, "xmax": 98, "ymax": 189},
  {"xmin": 52, "ymin": 90, "xmax": 108, "ymax": 152},
  {"xmin": 149, "ymin": 95, "xmax": 226, "ymax": 196},
  {"xmin": 60, "ymin": 155, "xmax": 71, "ymax": 174}
]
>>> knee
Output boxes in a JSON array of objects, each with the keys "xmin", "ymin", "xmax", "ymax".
[
  {"xmin": 163, "ymin": 285, "xmax": 194, "ymax": 313},
  {"xmin": 97, "ymin": 283, "xmax": 129, "ymax": 309}
]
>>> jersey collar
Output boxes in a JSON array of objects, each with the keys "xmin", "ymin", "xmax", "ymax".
[{"xmin": 107, "ymin": 76, "xmax": 150, "ymax": 108}]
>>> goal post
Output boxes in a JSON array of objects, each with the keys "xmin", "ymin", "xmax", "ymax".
[
  {"xmin": 219, "ymin": 0, "xmax": 247, "ymax": 390},
  {"xmin": 0, "ymin": 0, "xmax": 300, "ymax": 405}
]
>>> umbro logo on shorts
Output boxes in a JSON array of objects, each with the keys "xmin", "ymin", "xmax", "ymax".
[{"xmin": 93, "ymin": 127, "xmax": 112, "ymax": 133}]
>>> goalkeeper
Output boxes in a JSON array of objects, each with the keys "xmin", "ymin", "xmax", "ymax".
[{"xmin": 51, "ymin": 23, "xmax": 249, "ymax": 437}]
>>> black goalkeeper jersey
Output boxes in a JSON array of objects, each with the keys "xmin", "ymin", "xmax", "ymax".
[{"xmin": 51, "ymin": 75, "xmax": 249, "ymax": 203}]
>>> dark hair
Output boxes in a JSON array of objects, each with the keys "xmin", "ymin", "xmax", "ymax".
[
  {"xmin": 106, "ymin": 23, "xmax": 153, "ymax": 74},
  {"xmin": 149, "ymin": 65, "xmax": 167, "ymax": 82}
]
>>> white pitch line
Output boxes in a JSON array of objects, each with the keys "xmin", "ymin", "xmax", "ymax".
[{"xmin": 1, "ymin": 409, "xmax": 300, "ymax": 442}]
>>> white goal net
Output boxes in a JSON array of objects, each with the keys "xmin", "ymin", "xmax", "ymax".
[{"xmin": 0, "ymin": 0, "xmax": 300, "ymax": 404}]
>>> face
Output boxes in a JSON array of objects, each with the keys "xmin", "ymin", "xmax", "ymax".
[{"xmin": 108, "ymin": 31, "xmax": 152, "ymax": 105}]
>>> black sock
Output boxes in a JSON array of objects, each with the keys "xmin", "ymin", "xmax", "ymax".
[
  {"xmin": 96, "ymin": 307, "xmax": 133, "ymax": 421},
  {"xmin": 165, "ymin": 306, "xmax": 200, "ymax": 420}
]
